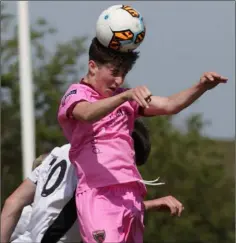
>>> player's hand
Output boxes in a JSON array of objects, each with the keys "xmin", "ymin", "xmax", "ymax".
[
  {"xmin": 124, "ymin": 86, "xmax": 152, "ymax": 108},
  {"xmin": 199, "ymin": 72, "xmax": 228, "ymax": 90},
  {"xmin": 145, "ymin": 195, "xmax": 184, "ymax": 217}
]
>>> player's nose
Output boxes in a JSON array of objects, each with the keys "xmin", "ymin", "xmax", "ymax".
[{"xmin": 115, "ymin": 76, "xmax": 124, "ymax": 86}]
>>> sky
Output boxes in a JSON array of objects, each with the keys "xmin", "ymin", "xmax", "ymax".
[{"xmin": 5, "ymin": 1, "xmax": 235, "ymax": 139}]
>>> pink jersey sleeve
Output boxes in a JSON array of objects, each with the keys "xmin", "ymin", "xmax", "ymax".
[{"xmin": 58, "ymin": 84, "xmax": 91, "ymax": 120}]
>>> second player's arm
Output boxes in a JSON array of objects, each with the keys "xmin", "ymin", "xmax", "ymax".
[
  {"xmin": 143, "ymin": 196, "xmax": 184, "ymax": 216},
  {"xmin": 0, "ymin": 179, "xmax": 36, "ymax": 243}
]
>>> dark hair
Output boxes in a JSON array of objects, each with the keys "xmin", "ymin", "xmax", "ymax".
[
  {"xmin": 89, "ymin": 37, "xmax": 139, "ymax": 76},
  {"xmin": 132, "ymin": 118, "xmax": 151, "ymax": 166}
]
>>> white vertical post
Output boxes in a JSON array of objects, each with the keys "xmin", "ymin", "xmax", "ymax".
[{"xmin": 17, "ymin": 1, "xmax": 35, "ymax": 179}]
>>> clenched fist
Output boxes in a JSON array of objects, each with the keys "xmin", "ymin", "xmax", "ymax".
[
  {"xmin": 200, "ymin": 72, "xmax": 228, "ymax": 90},
  {"xmin": 124, "ymin": 86, "xmax": 152, "ymax": 108}
]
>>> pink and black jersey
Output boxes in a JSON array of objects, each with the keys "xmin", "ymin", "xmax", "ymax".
[{"xmin": 58, "ymin": 82, "xmax": 146, "ymax": 195}]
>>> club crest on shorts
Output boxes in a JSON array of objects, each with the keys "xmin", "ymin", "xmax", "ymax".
[{"xmin": 92, "ymin": 230, "xmax": 106, "ymax": 243}]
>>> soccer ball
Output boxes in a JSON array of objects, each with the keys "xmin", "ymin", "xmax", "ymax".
[{"xmin": 96, "ymin": 5, "xmax": 146, "ymax": 52}]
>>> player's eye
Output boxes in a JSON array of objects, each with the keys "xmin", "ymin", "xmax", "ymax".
[{"xmin": 111, "ymin": 69, "xmax": 120, "ymax": 77}]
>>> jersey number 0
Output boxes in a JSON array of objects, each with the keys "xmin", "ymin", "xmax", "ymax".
[{"xmin": 41, "ymin": 157, "xmax": 67, "ymax": 197}]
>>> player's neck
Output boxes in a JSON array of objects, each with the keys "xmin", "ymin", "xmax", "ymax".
[
  {"xmin": 81, "ymin": 74, "xmax": 97, "ymax": 91},
  {"xmin": 82, "ymin": 74, "xmax": 94, "ymax": 85}
]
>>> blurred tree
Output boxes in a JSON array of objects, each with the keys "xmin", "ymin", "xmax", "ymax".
[
  {"xmin": 1, "ymin": 2, "xmax": 87, "ymax": 205},
  {"xmin": 139, "ymin": 115, "xmax": 234, "ymax": 243}
]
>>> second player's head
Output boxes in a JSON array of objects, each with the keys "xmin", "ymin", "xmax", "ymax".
[
  {"xmin": 86, "ymin": 37, "xmax": 139, "ymax": 97},
  {"xmin": 132, "ymin": 118, "xmax": 151, "ymax": 166}
]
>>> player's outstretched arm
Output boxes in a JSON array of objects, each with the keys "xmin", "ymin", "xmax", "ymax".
[
  {"xmin": 0, "ymin": 179, "xmax": 36, "ymax": 243},
  {"xmin": 72, "ymin": 92, "xmax": 130, "ymax": 122},
  {"xmin": 141, "ymin": 72, "xmax": 228, "ymax": 116},
  {"xmin": 143, "ymin": 195, "xmax": 184, "ymax": 217}
]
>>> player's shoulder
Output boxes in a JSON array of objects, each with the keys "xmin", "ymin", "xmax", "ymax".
[
  {"xmin": 33, "ymin": 144, "xmax": 71, "ymax": 181},
  {"xmin": 60, "ymin": 144, "xmax": 71, "ymax": 154},
  {"xmin": 65, "ymin": 82, "xmax": 93, "ymax": 94},
  {"xmin": 37, "ymin": 146, "xmax": 64, "ymax": 168},
  {"xmin": 48, "ymin": 144, "xmax": 70, "ymax": 158},
  {"xmin": 62, "ymin": 83, "xmax": 81, "ymax": 98},
  {"xmin": 32, "ymin": 147, "xmax": 61, "ymax": 170},
  {"xmin": 32, "ymin": 154, "xmax": 49, "ymax": 170},
  {"xmin": 61, "ymin": 82, "xmax": 93, "ymax": 105}
]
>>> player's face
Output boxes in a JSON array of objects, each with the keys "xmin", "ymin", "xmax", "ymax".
[{"xmin": 89, "ymin": 61, "xmax": 125, "ymax": 97}]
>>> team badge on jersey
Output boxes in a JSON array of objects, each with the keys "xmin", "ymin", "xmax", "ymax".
[{"xmin": 92, "ymin": 230, "xmax": 106, "ymax": 243}]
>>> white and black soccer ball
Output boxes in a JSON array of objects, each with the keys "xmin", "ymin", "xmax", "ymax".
[{"xmin": 96, "ymin": 5, "xmax": 146, "ymax": 52}]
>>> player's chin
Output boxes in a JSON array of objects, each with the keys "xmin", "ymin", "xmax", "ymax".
[{"xmin": 104, "ymin": 88, "xmax": 115, "ymax": 97}]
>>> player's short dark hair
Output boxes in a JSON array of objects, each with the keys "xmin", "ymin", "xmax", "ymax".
[
  {"xmin": 132, "ymin": 118, "xmax": 151, "ymax": 166},
  {"xmin": 89, "ymin": 37, "xmax": 139, "ymax": 77}
]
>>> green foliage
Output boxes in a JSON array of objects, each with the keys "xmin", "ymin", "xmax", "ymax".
[
  {"xmin": 1, "ymin": 3, "xmax": 87, "ymax": 204},
  {"xmin": 1, "ymin": 3, "xmax": 234, "ymax": 242},
  {"xmin": 139, "ymin": 115, "xmax": 234, "ymax": 243}
]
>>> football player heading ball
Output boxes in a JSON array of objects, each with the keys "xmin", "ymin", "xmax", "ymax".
[{"xmin": 58, "ymin": 4, "xmax": 228, "ymax": 243}]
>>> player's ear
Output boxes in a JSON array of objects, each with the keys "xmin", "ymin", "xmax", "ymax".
[{"xmin": 88, "ymin": 60, "xmax": 99, "ymax": 76}]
